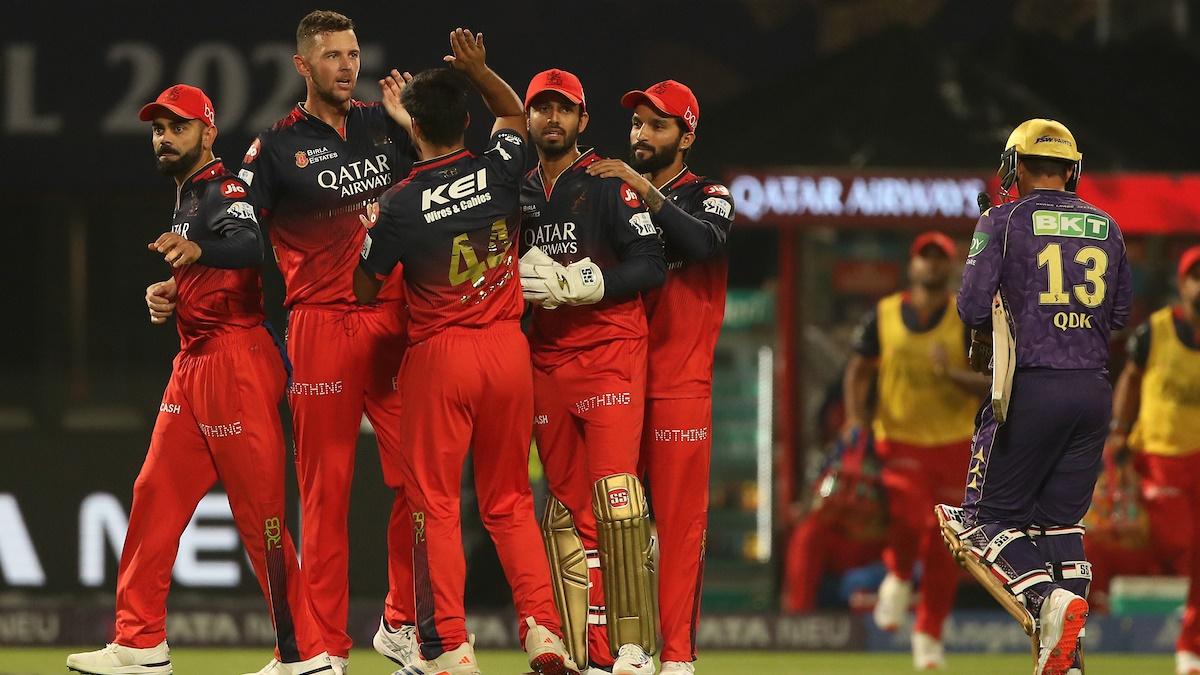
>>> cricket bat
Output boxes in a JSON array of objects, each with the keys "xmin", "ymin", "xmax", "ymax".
[{"xmin": 991, "ymin": 291, "xmax": 1016, "ymax": 424}]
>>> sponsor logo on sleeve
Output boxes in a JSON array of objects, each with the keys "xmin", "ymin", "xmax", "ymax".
[
  {"xmin": 968, "ymin": 231, "xmax": 990, "ymax": 257},
  {"xmin": 620, "ymin": 182, "xmax": 642, "ymax": 208},
  {"xmin": 704, "ymin": 183, "xmax": 730, "ymax": 196},
  {"xmin": 220, "ymin": 180, "xmax": 247, "ymax": 198},
  {"xmin": 238, "ymin": 168, "xmax": 254, "ymax": 185},
  {"xmin": 702, "ymin": 196, "xmax": 732, "ymax": 219},
  {"xmin": 629, "ymin": 211, "xmax": 656, "ymax": 236},
  {"xmin": 486, "ymin": 138, "xmax": 513, "ymax": 161},
  {"xmin": 361, "ymin": 232, "xmax": 373, "ymax": 259},
  {"xmin": 495, "ymin": 130, "xmax": 522, "ymax": 146},
  {"xmin": 243, "ymin": 138, "xmax": 260, "ymax": 164},
  {"xmin": 226, "ymin": 201, "xmax": 257, "ymax": 222}
]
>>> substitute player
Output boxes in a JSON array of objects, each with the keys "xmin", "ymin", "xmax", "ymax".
[
  {"xmin": 238, "ymin": 11, "xmax": 416, "ymax": 670},
  {"xmin": 356, "ymin": 30, "xmax": 577, "ymax": 675},
  {"xmin": 941, "ymin": 119, "xmax": 1131, "ymax": 675},
  {"xmin": 1107, "ymin": 246, "xmax": 1200, "ymax": 674},
  {"xmin": 519, "ymin": 69, "xmax": 666, "ymax": 675},
  {"xmin": 843, "ymin": 231, "xmax": 986, "ymax": 669},
  {"xmin": 584, "ymin": 79, "xmax": 732, "ymax": 675},
  {"xmin": 67, "ymin": 85, "xmax": 335, "ymax": 675}
]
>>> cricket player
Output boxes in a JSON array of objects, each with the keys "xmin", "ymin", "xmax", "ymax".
[
  {"xmin": 843, "ymin": 231, "xmax": 986, "ymax": 669},
  {"xmin": 519, "ymin": 68, "xmax": 666, "ymax": 674},
  {"xmin": 583, "ymin": 79, "xmax": 733, "ymax": 674},
  {"xmin": 238, "ymin": 11, "xmax": 417, "ymax": 670},
  {"xmin": 355, "ymin": 30, "xmax": 577, "ymax": 675},
  {"xmin": 1107, "ymin": 245, "xmax": 1200, "ymax": 674},
  {"xmin": 67, "ymin": 85, "xmax": 336, "ymax": 675},
  {"xmin": 943, "ymin": 119, "xmax": 1131, "ymax": 675}
]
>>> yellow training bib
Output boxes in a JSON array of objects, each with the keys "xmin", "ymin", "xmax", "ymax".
[
  {"xmin": 1130, "ymin": 307, "xmax": 1200, "ymax": 457},
  {"xmin": 872, "ymin": 293, "xmax": 977, "ymax": 446}
]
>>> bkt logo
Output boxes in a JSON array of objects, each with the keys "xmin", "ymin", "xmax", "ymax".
[
  {"xmin": 608, "ymin": 488, "xmax": 630, "ymax": 509},
  {"xmin": 422, "ymin": 168, "xmax": 488, "ymax": 211}
]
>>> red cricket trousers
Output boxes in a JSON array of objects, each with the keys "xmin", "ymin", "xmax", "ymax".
[
  {"xmin": 534, "ymin": 338, "xmax": 647, "ymax": 667},
  {"xmin": 287, "ymin": 302, "xmax": 413, "ymax": 657},
  {"xmin": 782, "ymin": 514, "xmax": 887, "ymax": 613},
  {"xmin": 1137, "ymin": 452, "xmax": 1200, "ymax": 652},
  {"xmin": 876, "ymin": 439, "xmax": 970, "ymax": 639},
  {"xmin": 114, "ymin": 326, "xmax": 324, "ymax": 662},
  {"xmin": 400, "ymin": 323, "xmax": 561, "ymax": 659},
  {"xmin": 639, "ymin": 396, "xmax": 710, "ymax": 663}
]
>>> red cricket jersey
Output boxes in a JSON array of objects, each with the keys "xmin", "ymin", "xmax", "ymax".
[
  {"xmin": 240, "ymin": 101, "xmax": 414, "ymax": 308},
  {"xmin": 642, "ymin": 169, "xmax": 734, "ymax": 398},
  {"xmin": 359, "ymin": 130, "xmax": 527, "ymax": 344},
  {"xmin": 519, "ymin": 149, "xmax": 664, "ymax": 369},
  {"xmin": 168, "ymin": 160, "xmax": 266, "ymax": 351}
]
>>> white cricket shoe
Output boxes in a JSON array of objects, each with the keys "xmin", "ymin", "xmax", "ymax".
[
  {"xmin": 611, "ymin": 643, "xmax": 654, "ymax": 675},
  {"xmin": 66, "ymin": 642, "xmax": 172, "ymax": 674},
  {"xmin": 912, "ymin": 632, "xmax": 945, "ymax": 670},
  {"xmin": 395, "ymin": 637, "xmax": 481, "ymax": 675},
  {"xmin": 240, "ymin": 653, "xmax": 336, "ymax": 675},
  {"xmin": 331, "ymin": 655, "xmax": 348, "ymax": 675},
  {"xmin": 1036, "ymin": 589, "xmax": 1088, "ymax": 675},
  {"xmin": 660, "ymin": 661, "xmax": 696, "ymax": 674},
  {"xmin": 873, "ymin": 572, "xmax": 913, "ymax": 631},
  {"xmin": 1178, "ymin": 650, "xmax": 1200, "ymax": 674},
  {"xmin": 523, "ymin": 616, "xmax": 581, "ymax": 675},
  {"xmin": 374, "ymin": 617, "xmax": 419, "ymax": 667}
]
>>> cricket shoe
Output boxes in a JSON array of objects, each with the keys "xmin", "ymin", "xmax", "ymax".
[
  {"xmin": 374, "ymin": 617, "xmax": 419, "ymax": 667},
  {"xmin": 67, "ymin": 642, "xmax": 172, "ymax": 674},
  {"xmin": 873, "ymin": 572, "xmax": 913, "ymax": 631},
  {"xmin": 611, "ymin": 644, "xmax": 653, "ymax": 675},
  {"xmin": 331, "ymin": 655, "xmax": 348, "ymax": 675},
  {"xmin": 660, "ymin": 661, "xmax": 695, "ymax": 674},
  {"xmin": 1036, "ymin": 589, "xmax": 1088, "ymax": 675},
  {"xmin": 523, "ymin": 616, "xmax": 580, "ymax": 675},
  {"xmin": 395, "ymin": 637, "xmax": 481, "ymax": 675},
  {"xmin": 1178, "ymin": 650, "xmax": 1200, "ymax": 674},
  {"xmin": 239, "ymin": 653, "xmax": 337, "ymax": 675},
  {"xmin": 911, "ymin": 632, "xmax": 945, "ymax": 670}
]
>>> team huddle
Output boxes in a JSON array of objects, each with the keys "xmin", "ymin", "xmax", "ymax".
[
  {"xmin": 60, "ymin": 8, "xmax": 1190, "ymax": 675},
  {"xmin": 66, "ymin": 9, "xmax": 730, "ymax": 675}
]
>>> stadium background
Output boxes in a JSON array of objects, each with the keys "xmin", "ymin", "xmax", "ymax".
[{"xmin": 0, "ymin": 0, "xmax": 1196, "ymax": 670}]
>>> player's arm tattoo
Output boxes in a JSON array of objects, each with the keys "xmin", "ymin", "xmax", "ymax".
[{"xmin": 642, "ymin": 185, "xmax": 666, "ymax": 214}]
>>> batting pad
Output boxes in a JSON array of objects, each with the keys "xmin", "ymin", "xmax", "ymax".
[
  {"xmin": 541, "ymin": 496, "xmax": 590, "ymax": 666},
  {"xmin": 593, "ymin": 473, "xmax": 658, "ymax": 656}
]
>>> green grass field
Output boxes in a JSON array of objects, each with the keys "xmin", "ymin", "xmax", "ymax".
[{"xmin": 12, "ymin": 648, "xmax": 1172, "ymax": 675}]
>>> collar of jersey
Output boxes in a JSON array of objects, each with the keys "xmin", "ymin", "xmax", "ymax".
[
  {"xmin": 657, "ymin": 165, "xmax": 694, "ymax": 192},
  {"xmin": 184, "ymin": 158, "xmax": 224, "ymax": 186},
  {"xmin": 409, "ymin": 147, "xmax": 472, "ymax": 175}
]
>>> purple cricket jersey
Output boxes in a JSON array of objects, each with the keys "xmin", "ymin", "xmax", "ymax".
[{"xmin": 958, "ymin": 188, "xmax": 1132, "ymax": 370}]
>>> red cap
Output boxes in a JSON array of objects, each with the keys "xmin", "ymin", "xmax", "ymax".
[
  {"xmin": 621, "ymin": 80, "xmax": 700, "ymax": 132},
  {"xmin": 525, "ymin": 69, "xmax": 585, "ymax": 110},
  {"xmin": 1179, "ymin": 245, "xmax": 1200, "ymax": 279},
  {"xmin": 910, "ymin": 231, "xmax": 958, "ymax": 259},
  {"xmin": 138, "ymin": 84, "xmax": 216, "ymax": 128}
]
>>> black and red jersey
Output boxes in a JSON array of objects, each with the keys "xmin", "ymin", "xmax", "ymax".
[
  {"xmin": 643, "ymin": 168, "xmax": 734, "ymax": 398},
  {"xmin": 239, "ymin": 100, "xmax": 414, "ymax": 308},
  {"xmin": 360, "ymin": 130, "xmax": 526, "ymax": 344},
  {"xmin": 169, "ymin": 159, "xmax": 265, "ymax": 351},
  {"xmin": 519, "ymin": 148, "xmax": 665, "ymax": 369}
]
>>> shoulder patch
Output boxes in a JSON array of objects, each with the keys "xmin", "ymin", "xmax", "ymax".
[
  {"xmin": 702, "ymin": 196, "xmax": 732, "ymax": 219},
  {"xmin": 219, "ymin": 179, "xmax": 247, "ymax": 199},
  {"xmin": 226, "ymin": 201, "xmax": 257, "ymax": 222},
  {"xmin": 968, "ymin": 231, "xmax": 990, "ymax": 257},
  {"xmin": 704, "ymin": 183, "xmax": 730, "ymax": 197},
  {"xmin": 243, "ymin": 138, "xmax": 261, "ymax": 164},
  {"xmin": 619, "ymin": 182, "xmax": 642, "ymax": 208}
]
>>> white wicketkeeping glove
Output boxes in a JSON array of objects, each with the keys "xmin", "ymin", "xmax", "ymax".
[{"xmin": 520, "ymin": 246, "xmax": 605, "ymax": 309}]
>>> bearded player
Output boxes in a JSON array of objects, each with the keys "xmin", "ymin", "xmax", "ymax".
[
  {"xmin": 520, "ymin": 69, "xmax": 666, "ymax": 675},
  {"xmin": 67, "ymin": 85, "xmax": 335, "ymax": 675},
  {"xmin": 238, "ymin": 11, "xmax": 417, "ymax": 671},
  {"xmin": 585, "ymin": 79, "xmax": 733, "ymax": 675}
]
